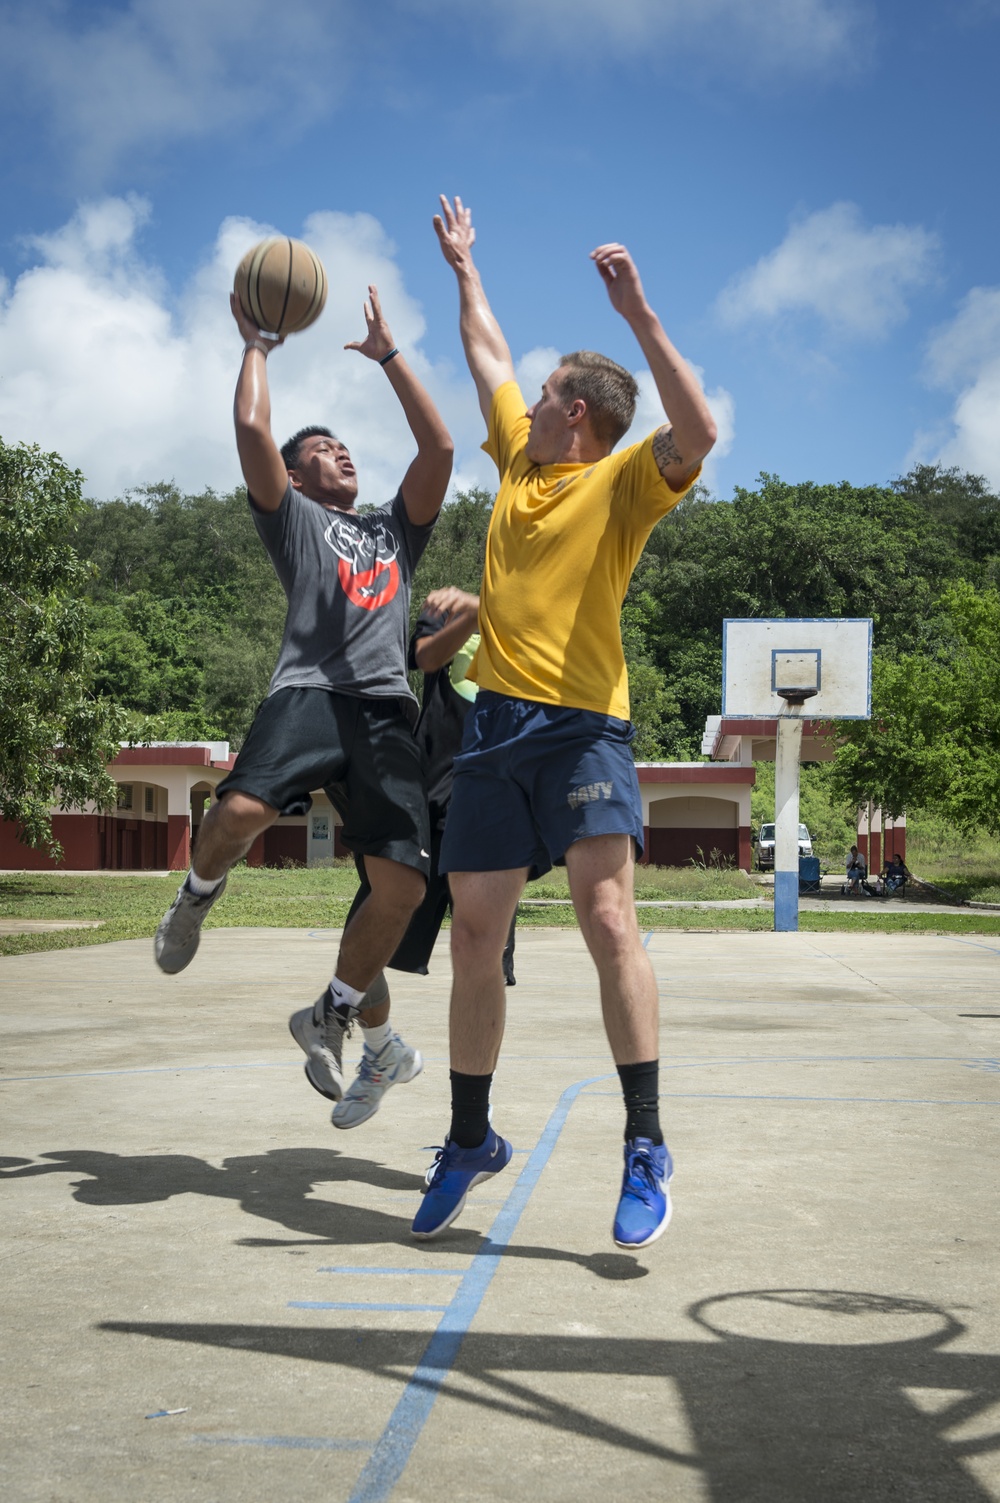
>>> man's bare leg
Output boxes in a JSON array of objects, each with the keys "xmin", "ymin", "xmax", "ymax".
[
  {"xmin": 191, "ymin": 791, "xmax": 279, "ymax": 878},
  {"xmin": 448, "ymin": 868, "xmax": 528, "ymax": 1075},
  {"xmin": 565, "ymin": 832, "xmax": 671, "ymax": 1249},
  {"xmin": 563, "ymin": 833, "xmax": 658, "ymax": 1063},
  {"xmin": 296, "ymin": 854, "xmax": 427, "ymax": 1118},
  {"xmin": 154, "ymin": 791, "xmax": 278, "ymax": 974},
  {"xmin": 336, "ymin": 855, "xmax": 427, "ymax": 1025}
]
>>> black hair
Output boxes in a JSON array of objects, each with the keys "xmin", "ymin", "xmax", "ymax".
[{"xmin": 280, "ymin": 425, "xmax": 338, "ymax": 471}]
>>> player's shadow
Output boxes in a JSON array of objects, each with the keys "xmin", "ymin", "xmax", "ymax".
[
  {"xmin": 0, "ymin": 1151, "xmax": 644, "ymax": 1280},
  {"xmin": 102, "ymin": 1289, "xmax": 1000, "ymax": 1501}
]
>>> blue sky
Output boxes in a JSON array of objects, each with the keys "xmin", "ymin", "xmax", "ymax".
[{"xmin": 0, "ymin": 0, "xmax": 997, "ymax": 503}]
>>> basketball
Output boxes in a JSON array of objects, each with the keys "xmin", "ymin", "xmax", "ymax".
[{"xmin": 233, "ymin": 237, "xmax": 328, "ymax": 336}]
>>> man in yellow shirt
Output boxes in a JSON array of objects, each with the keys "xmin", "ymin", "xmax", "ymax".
[{"xmin": 412, "ymin": 196, "xmax": 717, "ymax": 1249}]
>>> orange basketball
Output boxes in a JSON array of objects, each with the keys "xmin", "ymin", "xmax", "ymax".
[{"xmin": 234, "ymin": 237, "xmax": 328, "ymax": 335}]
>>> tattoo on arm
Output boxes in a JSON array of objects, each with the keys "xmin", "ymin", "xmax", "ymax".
[{"xmin": 653, "ymin": 426, "xmax": 684, "ymax": 475}]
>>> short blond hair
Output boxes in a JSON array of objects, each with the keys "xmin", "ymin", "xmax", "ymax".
[{"xmin": 555, "ymin": 351, "xmax": 638, "ymax": 447}]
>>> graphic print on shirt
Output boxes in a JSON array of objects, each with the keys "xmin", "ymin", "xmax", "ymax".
[{"xmin": 323, "ymin": 513, "xmax": 400, "ymax": 611}]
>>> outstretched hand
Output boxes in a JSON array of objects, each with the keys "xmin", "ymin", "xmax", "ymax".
[
  {"xmin": 433, "ymin": 194, "xmax": 476, "ymax": 271},
  {"xmin": 590, "ymin": 244, "xmax": 649, "ymax": 321},
  {"xmin": 230, "ymin": 292, "xmax": 284, "ymax": 351},
  {"xmin": 344, "ymin": 284, "xmax": 396, "ymax": 362}
]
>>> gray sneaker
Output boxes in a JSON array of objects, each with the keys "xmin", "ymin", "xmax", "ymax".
[
  {"xmin": 154, "ymin": 876, "xmax": 227, "ymax": 974},
  {"xmin": 332, "ymin": 1035, "xmax": 423, "ymax": 1130},
  {"xmin": 289, "ymin": 991, "xmax": 354, "ymax": 1102}
]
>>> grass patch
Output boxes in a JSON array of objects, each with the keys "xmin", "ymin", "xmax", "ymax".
[
  {"xmin": 3, "ymin": 860, "xmax": 1000, "ymax": 958},
  {"xmin": 906, "ymin": 815, "xmax": 1000, "ymax": 904},
  {"xmin": 531, "ymin": 864, "xmax": 758, "ymax": 902},
  {"xmin": 0, "ymin": 866, "xmax": 360, "ymax": 957}
]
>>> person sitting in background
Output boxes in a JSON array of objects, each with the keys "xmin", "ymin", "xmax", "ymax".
[
  {"xmin": 881, "ymin": 852, "xmax": 910, "ymax": 895},
  {"xmin": 845, "ymin": 845, "xmax": 869, "ymax": 896}
]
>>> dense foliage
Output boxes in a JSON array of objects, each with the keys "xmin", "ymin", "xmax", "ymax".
[{"xmin": 0, "ymin": 437, "xmax": 125, "ymax": 852}]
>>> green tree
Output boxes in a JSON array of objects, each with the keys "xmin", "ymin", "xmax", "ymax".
[
  {"xmin": 0, "ymin": 437, "xmax": 125, "ymax": 852},
  {"xmin": 409, "ymin": 486, "xmax": 495, "ymax": 617},
  {"xmin": 829, "ymin": 582, "xmax": 1000, "ymax": 834},
  {"xmin": 77, "ymin": 484, "xmax": 286, "ymax": 747},
  {"xmin": 631, "ymin": 469, "xmax": 975, "ymax": 747}
]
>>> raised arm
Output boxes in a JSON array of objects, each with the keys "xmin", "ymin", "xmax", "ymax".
[
  {"xmin": 413, "ymin": 587, "xmax": 480, "ymax": 672},
  {"xmin": 434, "ymin": 195, "xmax": 515, "ymax": 424},
  {"xmin": 230, "ymin": 294, "xmax": 288, "ymax": 512},
  {"xmin": 345, "ymin": 285, "xmax": 453, "ymax": 527},
  {"xmin": 591, "ymin": 244, "xmax": 717, "ymax": 491}
]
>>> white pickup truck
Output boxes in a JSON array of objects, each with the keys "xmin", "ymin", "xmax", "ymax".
[{"xmin": 755, "ymin": 822, "xmax": 813, "ymax": 871}]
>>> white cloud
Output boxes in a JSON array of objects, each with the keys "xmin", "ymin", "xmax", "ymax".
[
  {"xmin": 0, "ymin": 197, "xmax": 482, "ymax": 501},
  {"xmin": 716, "ymin": 202, "xmax": 938, "ymax": 340},
  {"xmin": 409, "ymin": 0, "xmax": 870, "ymax": 75},
  {"xmin": 0, "ymin": 0, "xmax": 347, "ymax": 179},
  {"xmin": 913, "ymin": 287, "xmax": 1000, "ymax": 487}
]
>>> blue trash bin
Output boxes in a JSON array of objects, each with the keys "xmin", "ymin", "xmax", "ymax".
[{"xmin": 799, "ymin": 856, "xmax": 821, "ymax": 893}]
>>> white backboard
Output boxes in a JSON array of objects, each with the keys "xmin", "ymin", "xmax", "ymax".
[{"xmin": 722, "ymin": 618, "xmax": 872, "ymax": 719}]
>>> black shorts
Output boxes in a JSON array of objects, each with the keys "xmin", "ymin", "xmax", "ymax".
[{"xmin": 215, "ymin": 687, "xmax": 430, "ymax": 876}]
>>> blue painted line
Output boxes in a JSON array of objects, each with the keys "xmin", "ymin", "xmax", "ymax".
[
  {"xmin": 643, "ymin": 931, "xmax": 653, "ymax": 949},
  {"xmin": 945, "ymin": 937, "xmax": 1000, "ymax": 955},
  {"xmin": 317, "ymin": 1268, "xmax": 462, "ymax": 1277},
  {"xmin": 288, "ymin": 1302, "xmax": 448, "ymax": 1313},
  {"xmin": 586, "ymin": 1090, "xmax": 1000, "ymax": 1105},
  {"xmin": 193, "ymin": 1435, "xmax": 371, "ymax": 1451},
  {"xmin": 346, "ymin": 1072, "xmax": 613, "ymax": 1503}
]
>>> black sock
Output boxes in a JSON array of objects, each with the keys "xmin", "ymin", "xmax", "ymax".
[
  {"xmin": 449, "ymin": 1070, "xmax": 493, "ymax": 1149},
  {"xmin": 617, "ymin": 1060, "xmax": 663, "ymax": 1145}
]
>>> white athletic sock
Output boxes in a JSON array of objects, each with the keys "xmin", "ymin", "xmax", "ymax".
[
  {"xmin": 328, "ymin": 976, "xmax": 367, "ymax": 1015},
  {"xmin": 361, "ymin": 1020, "xmax": 393, "ymax": 1055},
  {"xmin": 187, "ymin": 869, "xmax": 224, "ymax": 897}
]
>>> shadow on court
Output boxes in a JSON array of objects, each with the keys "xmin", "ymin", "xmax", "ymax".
[
  {"xmin": 0, "ymin": 1149, "xmax": 647, "ymax": 1279},
  {"xmin": 99, "ymin": 1289, "xmax": 1000, "ymax": 1502}
]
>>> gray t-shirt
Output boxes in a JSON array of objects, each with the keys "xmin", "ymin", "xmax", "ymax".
[{"xmin": 251, "ymin": 482, "xmax": 434, "ymax": 714}]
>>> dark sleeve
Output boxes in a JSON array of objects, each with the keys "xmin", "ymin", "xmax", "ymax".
[{"xmin": 408, "ymin": 609, "xmax": 447, "ymax": 671}]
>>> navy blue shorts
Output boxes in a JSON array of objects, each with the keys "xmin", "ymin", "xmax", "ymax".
[{"xmin": 439, "ymin": 692, "xmax": 644, "ymax": 877}]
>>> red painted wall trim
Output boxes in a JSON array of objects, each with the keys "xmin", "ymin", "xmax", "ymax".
[{"xmin": 638, "ymin": 766, "xmax": 755, "ymax": 785}]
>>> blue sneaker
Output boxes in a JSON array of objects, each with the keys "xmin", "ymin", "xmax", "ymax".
[
  {"xmin": 613, "ymin": 1138, "xmax": 673, "ymax": 1248},
  {"xmin": 411, "ymin": 1129, "xmax": 512, "ymax": 1239}
]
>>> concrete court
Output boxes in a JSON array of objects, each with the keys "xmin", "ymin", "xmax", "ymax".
[{"xmin": 2, "ymin": 925, "xmax": 1000, "ymax": 1503}]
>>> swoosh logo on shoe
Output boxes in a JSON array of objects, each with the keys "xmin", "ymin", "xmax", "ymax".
[{"xmin": 489, "ymin": 1141, "xmax": 499, "ymax": 1159}]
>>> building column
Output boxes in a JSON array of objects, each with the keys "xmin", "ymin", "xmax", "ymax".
[{"xmin": 166, "ymin": 815, "xmax": 190, "ymax": 871}]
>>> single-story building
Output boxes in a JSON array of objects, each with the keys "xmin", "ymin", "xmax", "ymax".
[{"xmin": 0, "ymin": 727, "xmax": 903, "ymax": 874}]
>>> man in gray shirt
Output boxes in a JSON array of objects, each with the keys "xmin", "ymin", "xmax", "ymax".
[{"xmin": 155, "ymin": 283, "xmax": 453, "ymax": 1132}]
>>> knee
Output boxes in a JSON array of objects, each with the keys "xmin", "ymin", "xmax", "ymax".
[
  {"xmin": 450, "ymin": 908, "xmax": 505, "ymax": 970},
  {"xmin": 214, "ymin": 791, "xmax": 277, "ymax": 839},
  {"xmin": 373, "ymin": 864, "xmax": 426, "ymax": 922},
  {"xmin": 581, "ymin": 898, "xmax": 636, "ymax": 961}
]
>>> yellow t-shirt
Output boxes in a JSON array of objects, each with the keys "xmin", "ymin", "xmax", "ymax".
[{"xmin": 471, "ymin": 380, "xmax": 699, "ymax": 719}]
